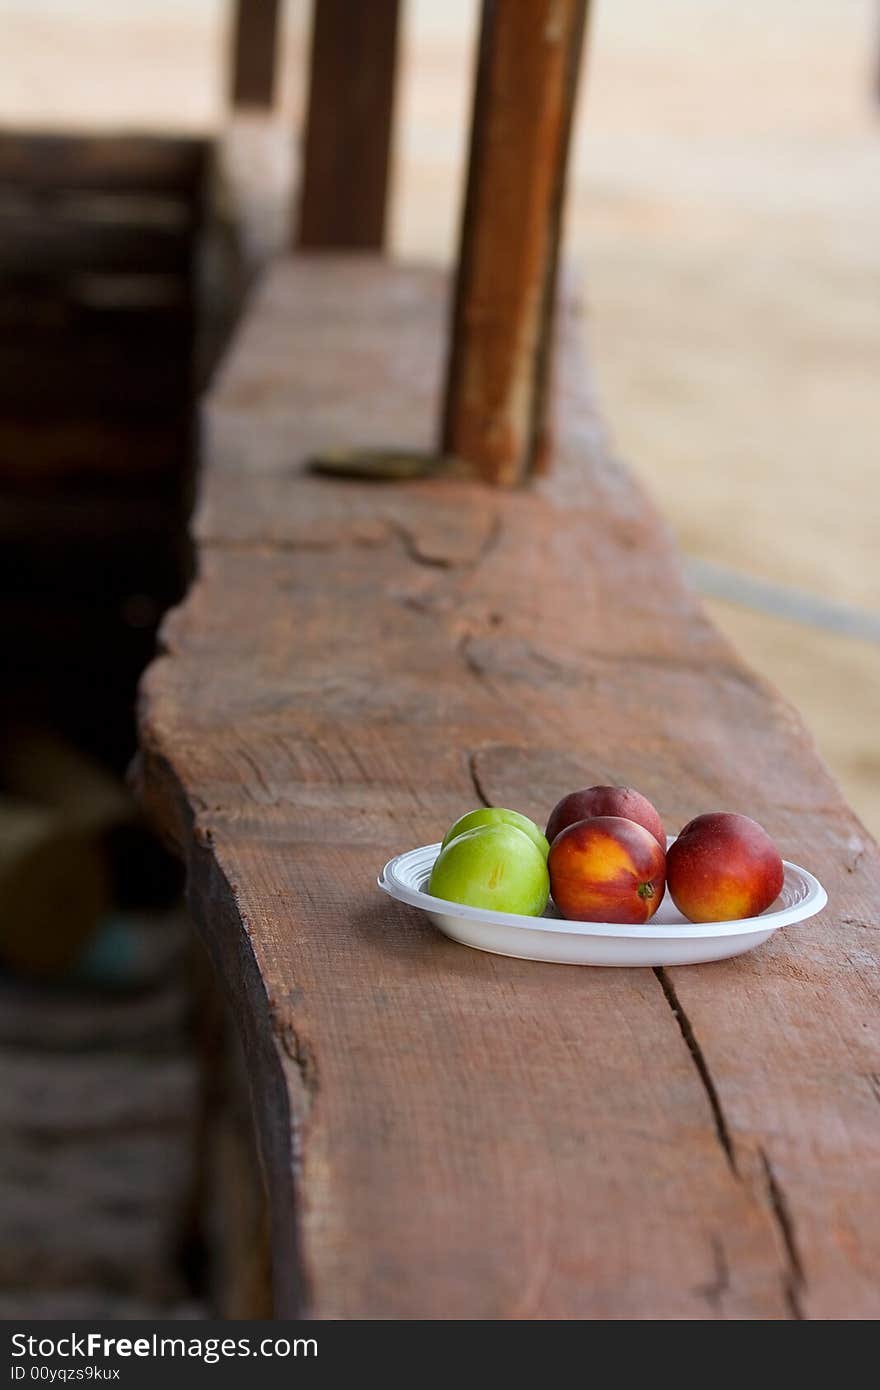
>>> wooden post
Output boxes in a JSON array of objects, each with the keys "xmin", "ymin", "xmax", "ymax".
[
  {"xmin": 443, "ymin": 0, "xmax": 589, "ymax": 485},
  {"xmin": 229, "ymin": 0, "xmax": 281, "ymax": 109},
  {"xmin": 297, "ymin": 0, "xmax": 401, "ymax": 250}
]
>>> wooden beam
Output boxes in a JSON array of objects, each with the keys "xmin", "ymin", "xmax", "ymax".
[
  {"xmin": 229, "ymin": 0, "xmax": 281, "ymax": 109},
  {"xmin": 443, "ymin": 0, "xmax": 589, "ymax": 484},
  {"xmin": 297, "ymin": 0, "xmax": 400, "ymax": 249},
  {"xmin": 138, "ymin": 257, "xmax": 880, "ymax": 1317}
]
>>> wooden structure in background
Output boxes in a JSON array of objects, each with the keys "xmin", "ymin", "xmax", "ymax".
[
  {"xmin": 0, "ymin": 909, "xmax": 200, "ymax": 1317},
  {"xmin": 229, "ymin": 0, "xmax": 281, "ymax": 109},
  {"xmin": 444, "ymin": 0, "xmax": 589, "ymax": 483},
  {"xmin": 0, "ymin": 133, "xmax": 207, "ymax": 768},
  {"xmin": 135, "ymin": 2, "xmax": 880, "ymax": 1318},
  {"xmin": 298, "ymin": 0, "xmax": 400, "ymax": 249}
]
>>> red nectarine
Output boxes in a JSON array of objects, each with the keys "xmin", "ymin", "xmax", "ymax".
[
  {"xmin": 546, "ymin": 785, "xmax": 665, "ymax": 849},
  {"xmin": 666, "ymin": 812, "xmax": 784, "ymax": 923},
  {"xmin": 548, "ymin": 815, "xmax": 666, "ymax": 923}
]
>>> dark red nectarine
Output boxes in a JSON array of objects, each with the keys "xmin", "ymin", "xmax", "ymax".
[
  {"xmin": 546, "ymin": 785, "xmax": 665, "ymax": 848},
  {"xmin": 666, "ymin": 812, "xmax": 784, "ymax": 923},
  {"xmin": 548, "ymin": 815, "xmax": 666, "ymax": 923}
]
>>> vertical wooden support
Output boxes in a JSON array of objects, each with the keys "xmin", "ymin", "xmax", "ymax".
[
  {"xmin": 298, "ymin": 0, "xmax": 401, "ymax": 249},
  {"xmin": 443, "ymin": 0, "xmax": 589, "ymax": 485},
  {"xmin": 229, "ymin": 0, "xmax": 281, "ymax": 109}
]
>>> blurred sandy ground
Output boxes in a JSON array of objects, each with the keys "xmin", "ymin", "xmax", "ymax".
[{"xmin": 3, "ymin": 0, "xmax": 878, "ymax": 833}]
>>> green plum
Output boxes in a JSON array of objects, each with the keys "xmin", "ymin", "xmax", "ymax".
[
  {"xmin": 441, "ymin": 807, "xmax": 549, "ymax": 860},
  {"xmin": 428, "ymin": 824, "xmax": 550, "ymax": 916}
]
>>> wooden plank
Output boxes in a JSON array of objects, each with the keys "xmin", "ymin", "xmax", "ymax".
[
  {"xmin": 0, "ymin": 134, "xmax": 208, "ymax": 195},
  {"xmin": 297, "ymin": 0, "xmax": 400, "ymax": 249},
  {"xmin": 443, "ymin": 0, "xmax": 588, "ymax": 484},
  {"xmin": 0, "ymin": 1048, "xmax": 198, "ymax": 1295},
  {"xmin": 0, "ymin": 342, "xmax": 191, "ymax": 415},
  {"xmin": 137, "ymin": 258, "xmax": 880, "ymax": 1318},
  {"xmin": 0, "ymin": 910, "xmax": 197, "ymax": 1308},
  {"xmin": 0, "ymin": 973, "xmax": 189, "ymax": 1051},
  {"xmin": 0, "ymin": 419, "xmax": 185, "ymax": 486},
  {"xmin": 0, "ymin": 276, "xmax": 192, "ymax": 339},
  {"xmin": 0, "ymin": 198, "xmax": 194, "ymax": 277},
  {"xmin": 229, "ymin": 0, "xmax": 281, "ymax": 109}
]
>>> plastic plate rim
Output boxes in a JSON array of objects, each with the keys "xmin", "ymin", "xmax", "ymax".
[{"xmin": 378, "ymin": 839, "xmax": 828, "ymax": 941}]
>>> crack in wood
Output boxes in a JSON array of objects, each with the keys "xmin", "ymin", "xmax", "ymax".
[
  {"xmin": 457, "ymin": 629, "xmax": 583, "ymax": 702},
  {"xmin": 694, "ymin": 1233, "xmax": 731, "ymax": 1313},
  {"xmin": 654, "ymin": 971, "xmax": 810, "ymax": 1320},
  {"xmin": 398, "ymin": 592, "xmax": 441, "ymax": 615},
  {"xmin": 458, "ymin": 631, "xmax": 483, "ymax": 681},
  {"xmin": 389, "ymin": 520, "xmax": 458, "ymax": 569},
  {"xmin": 846, "ymin": 844, "xmax": 866, "ymax": 875},
  {"xmin": 652, "ymin": 967, "xmax": 737, "ymax": 1173},
  {"xmin": 472, "ymin": 510, "xmax": 503, "ymax": 569},
  {"xmin": 392, "ymin": 509, "xmax": 502, "ymax": 573},
  {"xmin": 280, "ymin": 1021, "xmax": 319, "ymax": 1120},
  {"xmin": 239, "ymin": 746, "xmax": 278, "ymax": 807},
  {"xmin": 759, "ymin": 1146, "xmax": 806, "ymax": 1320},
  {"xmin": 466, "ymin": 751, "xmax": 493, "ymax": 808}
]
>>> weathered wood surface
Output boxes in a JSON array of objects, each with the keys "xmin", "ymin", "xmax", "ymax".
[
  {"xmin": 297, "ymin": 0, "xmax": 400, "ymax": 249},
  {"xmin": 138, "ymin": 258, "xmax": 880, "ymax": 1319},
  {"xmin": 443, "ymin": 0, "xmax": 588, "ymax": 483}
]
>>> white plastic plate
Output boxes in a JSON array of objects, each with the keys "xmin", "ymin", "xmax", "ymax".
[{"xmin": 378, "ymin": 838, "xmax": 827, "ymax": 967}]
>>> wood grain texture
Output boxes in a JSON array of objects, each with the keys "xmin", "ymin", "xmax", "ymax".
[
  {"xmin": 297, "ymin": 0, "xmax": 400, "ymax": 250},
  {"xmin": 138, "ymin": 257, "xmax": 880, "ymax": 1319},
  {"xmin": 443, "ymin": 0, "xmax": 588, "ymax": 483}
]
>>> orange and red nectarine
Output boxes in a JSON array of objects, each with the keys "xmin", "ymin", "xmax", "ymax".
[{"xmin": 548, "ymin": 815, "xmax": 666, "ymax": 923}]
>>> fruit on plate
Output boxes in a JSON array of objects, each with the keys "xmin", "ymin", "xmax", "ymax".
[
  {"xmin": 429, "ymin": 824, "xmax": 550, "ymax": 916},
  {"xmin": 548, "ymin": 815, "xmax": 666, "ymax": 923},
  {"xmin": 441, "ymin": 807, "xmax": 549, "ymax": 860},
  {"xmin": 546, "ymin": 785, "xmax": 665, "ymax": 849},
  {"xmin": 666, "ymin": 812, "xmax": 784, "ymax": 922}
]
